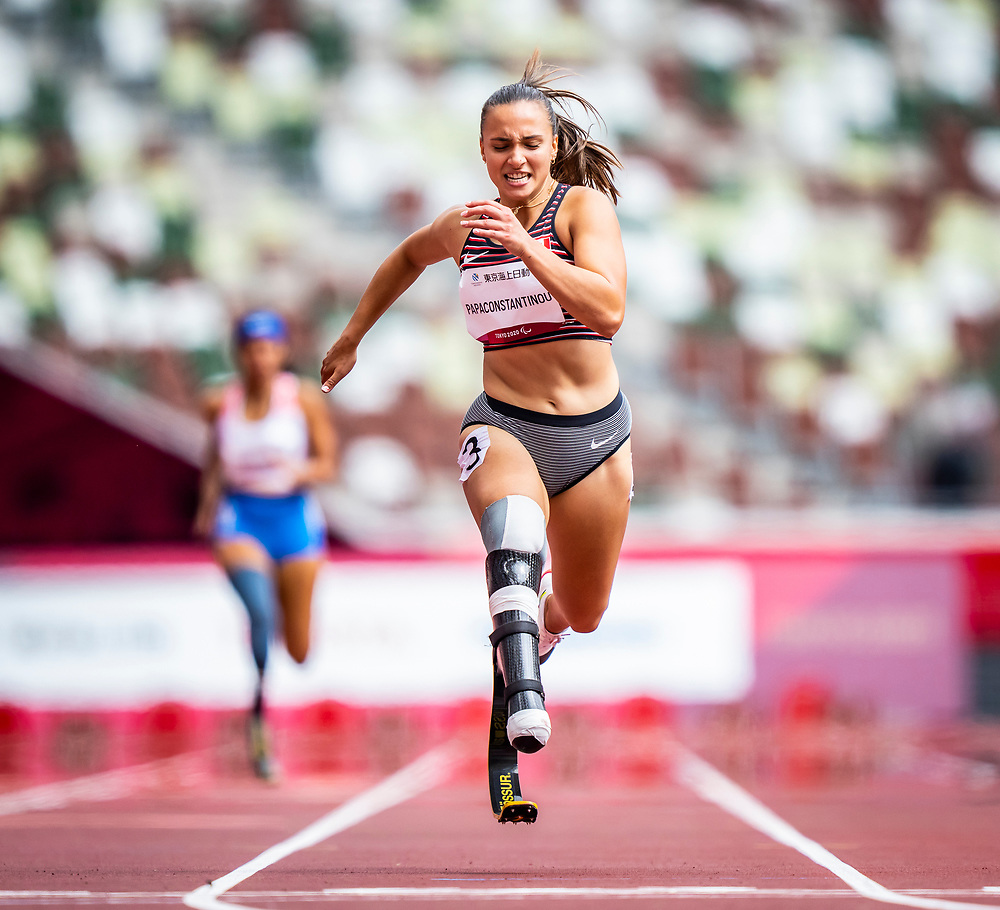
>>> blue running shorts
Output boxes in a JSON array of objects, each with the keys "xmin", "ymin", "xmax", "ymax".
[{"xmin": 214, "ymin": 491, "xmax": 327, "ymax": 562}]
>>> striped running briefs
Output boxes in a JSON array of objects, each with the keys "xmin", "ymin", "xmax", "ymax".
[{"xmin": 461, "ymin": 391, "xmax": 631, "ymax": 497}]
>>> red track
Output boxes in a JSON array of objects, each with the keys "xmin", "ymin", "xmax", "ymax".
[{"xmin": 1, "ymin": 731, "xmax": 999, "ymax": 910}]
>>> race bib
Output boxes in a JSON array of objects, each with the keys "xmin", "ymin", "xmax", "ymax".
[{"xmin": 460, "ymin": 252, "xmax": 565, "ymax": 345}]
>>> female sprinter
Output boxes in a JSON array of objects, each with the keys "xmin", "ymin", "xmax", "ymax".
[
  {"xmin": 320, "ymin": 53, "xmax": 631, "ymax": 755},
  {"xmin": 195, "ymin": 310, "xmax": 337, "ymax": 781}
]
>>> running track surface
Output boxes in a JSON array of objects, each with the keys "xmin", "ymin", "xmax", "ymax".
[{"xmin": 2, "ymin": 732, "xmax": 1000, "ymax": 910}]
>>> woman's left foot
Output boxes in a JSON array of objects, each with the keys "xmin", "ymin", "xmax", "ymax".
[
  {"xmin": 247, "ymin": 712, "xmax": 280, "ymax": 783},
  {"xmin": 538, "ymin": 570, "xmax": 564, "ymax": 664}
]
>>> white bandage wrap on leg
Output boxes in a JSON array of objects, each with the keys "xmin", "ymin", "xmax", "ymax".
[
  {"xmin": 488, "ymin": 586, "xmax": 539, "ymax": 623},
  {"xmin": 507, "ymin": 707, "xmax": 551, "ymax": 748}
]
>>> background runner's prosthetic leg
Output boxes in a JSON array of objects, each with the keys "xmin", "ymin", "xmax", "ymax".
[
  {"xmin": 480, "ymin": 495, "xmax": 550, "ymax": 754},
  {"xmin": 225, "ymin": 566, "xmax": 273, "ymax": 682},
  {"xmin": 225, "ymin": 566, "xmax": 278, "ymax": 781}
]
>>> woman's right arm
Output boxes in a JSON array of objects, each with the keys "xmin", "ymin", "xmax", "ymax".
[
  {"xmin": 321, "ymin": 211, "xmax": 459, "ymax": 392},
  {"xmin": 193, "ymin": 389, "xmax": 224, "ymax": 538}
]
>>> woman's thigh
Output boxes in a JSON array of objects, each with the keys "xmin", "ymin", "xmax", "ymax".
[
  {"xmin": 274, "ymin": 557, "xmax": 323, "ymax": 664},
  {"xmin": 213, "ymin": 538, "xmax": 270, "ymax": 572},
  {"xmin": 546, "ymin": 441, "xmax": 632, "ymax": 632},
  {"xmin": 459, "ymin": 423, "xmax": 549, "ymax": 525}
]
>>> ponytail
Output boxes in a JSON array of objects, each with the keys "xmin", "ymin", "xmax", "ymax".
[{"xmin": 480, "ymin": 50, "xmax": 622, "ymax": 204}]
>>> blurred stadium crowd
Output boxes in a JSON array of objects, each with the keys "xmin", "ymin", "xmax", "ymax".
[{"xmin": 2, "ymin": 0, "xmax": 1000, "ymax": 520}]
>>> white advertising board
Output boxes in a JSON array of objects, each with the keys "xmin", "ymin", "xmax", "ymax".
[{"xmin": 0, "ymin": 559, "xmax": 753, "ymax": 708}]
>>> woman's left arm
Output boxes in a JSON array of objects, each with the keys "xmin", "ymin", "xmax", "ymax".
[
  {"xmin": 297, "ymin": 382, "xmax": 338, "ymax": 486},
  {"xmin": 461, "ymin": 187, "xmax": 627, "ymax": 337}
]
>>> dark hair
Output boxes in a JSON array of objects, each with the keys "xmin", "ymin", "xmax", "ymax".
[{"xmin": 480, "ymin": 50, "xmax": 621, "ymax": 204}]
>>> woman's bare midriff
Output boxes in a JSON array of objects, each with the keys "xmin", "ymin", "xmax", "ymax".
[{"xmin": 482, "ymin": 339, "xmax": 621, "ymax": 415}]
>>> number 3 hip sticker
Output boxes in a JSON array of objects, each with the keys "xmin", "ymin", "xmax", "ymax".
[{"xmin": 458, "ymin": 426, "xmax": 490, "ymax": 482}]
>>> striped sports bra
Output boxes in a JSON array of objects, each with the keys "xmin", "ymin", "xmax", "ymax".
[{"xmin": 458, "ymin": 182, "xmax": 613, "ymax": 351}]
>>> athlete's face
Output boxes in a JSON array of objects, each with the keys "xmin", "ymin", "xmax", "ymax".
[
  {"xmin": 238, "ymin": 338, "xmax": 287, "ymax": 384},
  {"xmin": 480, "ymin": 100, "xmax": 557, "ymax": 206}
]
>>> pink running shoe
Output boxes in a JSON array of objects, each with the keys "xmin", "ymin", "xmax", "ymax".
[{"xmin": 537, "ymin": 570, "xmax": 564, "ymax": 664}]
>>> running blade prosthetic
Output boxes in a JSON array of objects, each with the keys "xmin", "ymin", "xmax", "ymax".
[{"xmin": 488, "ymin": 652, "xmax": 538, "ymax": 824}]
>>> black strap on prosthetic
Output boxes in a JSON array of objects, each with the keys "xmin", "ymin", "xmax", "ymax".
[
  {"xmin": 489, "ymin": 618, "xmax": 545, "ymax": 703},
  {"xmin": 503, "ymin": 677, "xmax": 544, "ymax": 700},
  {"xmin": 488, "ymin": 620, "xmax": 538, "ymax": 647}
]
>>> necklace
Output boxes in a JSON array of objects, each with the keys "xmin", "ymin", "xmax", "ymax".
[{"xmin": 509, "ymin": 179, "xmax": 554, "ymax": 215}]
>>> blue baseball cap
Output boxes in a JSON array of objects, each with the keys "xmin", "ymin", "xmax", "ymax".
[{"xmin": 234, "ymin": 310, "xmax": 288, "ymax": 345}]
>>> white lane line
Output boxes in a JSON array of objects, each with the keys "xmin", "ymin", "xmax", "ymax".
[
  {"xmin": 320, "ymin": 889, "xmax": 1000, "ymax": 901},
  {"xmin": 319, "ymin": 889, "xmax": 1000, "ymax": 901},
  {"xmin": 0, "ymin": 752, "xmax": 208, "ymax": 817},
  {"xmin": 674, "ymin": 746, "xmax": 1000, "ymax": 910},
  {"xmin": 6, "ymin": 888, "xmax": 1000, "ymax": 904},
  {"xmin": 325, "ymin": 887, "xmax": 759, "ymax": 899},
  {"xmin": 182, "ymin": 743, "xmax": 460, "ymax": 910},
  {"xmin": 0, "ymin": 894, "xmax": 183, "ymax": 906}
]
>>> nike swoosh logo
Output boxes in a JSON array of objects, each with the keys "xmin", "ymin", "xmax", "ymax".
[{"xmin": 591, "ymin": 433, "xmax": 616, "ymax": 449}]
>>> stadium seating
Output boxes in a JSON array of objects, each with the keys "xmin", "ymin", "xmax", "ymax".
[{"xmin": 1, "ymin": 0, "xmax": 999, "ymax": 524}]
